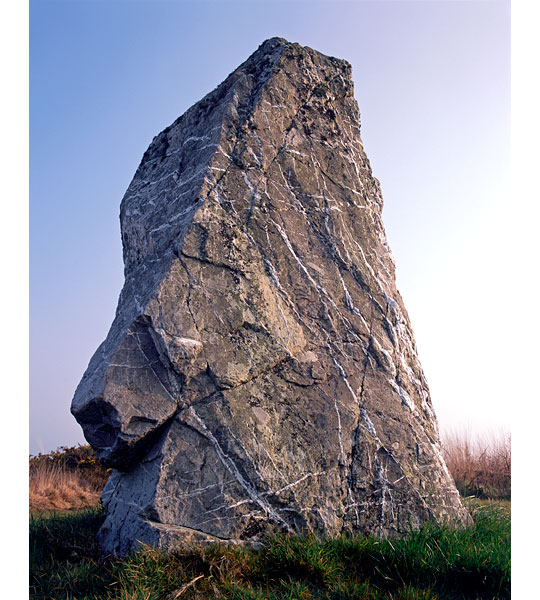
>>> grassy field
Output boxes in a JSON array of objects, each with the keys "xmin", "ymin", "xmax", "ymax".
[
  {"xmin": 30, "ymin": 500, "xmax": 509, "ymax": 599},
  {"xmin": 29, "ymin": 437, "xmax": 510, "ymax": 599}
]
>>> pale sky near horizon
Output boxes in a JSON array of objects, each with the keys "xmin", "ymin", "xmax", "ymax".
[{"xmin": 30, "ymin": 0, "xmax": 511, "ymax": 455}]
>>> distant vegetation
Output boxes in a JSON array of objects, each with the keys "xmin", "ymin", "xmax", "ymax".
[
  {"xmin": 442, "ymin": 431, "xmax": 511, "ymax": 500},
  {"xmin": 29, "ymin": 431, "xmax": 511, "ymax": 513},
  {"xmin": 29, "ymin": 434, "xmax": 510, "ymax": 599},
  {"xmin": 29, "ymin": 445, "xmax": 108, "ymax": 512}
]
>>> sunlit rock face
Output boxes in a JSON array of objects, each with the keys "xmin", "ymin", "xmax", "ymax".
[{"xmin": 71, "ymin": 37, "xmax": 469, "ymax": 556}]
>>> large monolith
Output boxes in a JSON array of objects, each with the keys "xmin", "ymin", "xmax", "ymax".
[{"xmin": 72, "ymin": 38, "xmax": 469, "ymax": 556}]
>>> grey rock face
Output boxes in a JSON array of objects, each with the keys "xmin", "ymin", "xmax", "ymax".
[{"xmin": 72, "ymin": 37, "xmax": 469, "ymax": 556}]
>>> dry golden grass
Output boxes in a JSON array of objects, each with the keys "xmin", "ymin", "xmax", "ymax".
[
  {"xmin": 29, "ymin": 432, "xmax": 510, "ymax": 515},
  {"xmin": 29, "ymin": 460, "xmax": 102, "ymax": 512},
  {"xmin": 442, "ymin": 430, "xmax": 511, "ymax": 499}
]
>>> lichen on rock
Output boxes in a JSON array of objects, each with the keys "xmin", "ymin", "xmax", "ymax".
[{"xmin": 72, "ymin": 37, "xmax": 469, "ymax": 556}]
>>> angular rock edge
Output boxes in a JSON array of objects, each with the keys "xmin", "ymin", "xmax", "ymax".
[{"xmin": 72, "ymin": 37, "xmax": 469, "ymax": 556}]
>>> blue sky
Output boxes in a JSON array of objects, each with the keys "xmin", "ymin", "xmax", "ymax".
[{"xmin": 30, "ymin": 0, "xmax": 510, "ymax": 455}]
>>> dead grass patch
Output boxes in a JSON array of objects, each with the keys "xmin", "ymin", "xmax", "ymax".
[
  {"xmin": 442, "ymin": 430, "xmax": 511, "ymax": 499},
  {"xmin": 29, "ymin": 460, "xmax": 101, "ymax": 512}
]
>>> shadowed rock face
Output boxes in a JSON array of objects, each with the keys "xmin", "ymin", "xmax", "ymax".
[{"xmin": 72, "ymin": 37, "xmax": 469, "ymax": 556}]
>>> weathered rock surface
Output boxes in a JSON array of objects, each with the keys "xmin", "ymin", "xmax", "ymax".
[{"xmin": 72, "ymin": 37, "xmax": 469, "ymax": 556}]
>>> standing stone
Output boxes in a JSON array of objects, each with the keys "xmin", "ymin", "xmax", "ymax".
[{"xmin": 72, "ymin": 38, "xmax": 469, "ymax": 556}]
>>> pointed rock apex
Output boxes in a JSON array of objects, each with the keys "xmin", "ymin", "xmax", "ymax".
[{"xmin": 72, "ymin": 38, "xmax": 469, "ymax": 556}]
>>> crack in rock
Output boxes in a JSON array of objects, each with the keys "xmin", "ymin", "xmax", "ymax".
[{"xmin": 71, "ymin": 37, "xmax": 470, "ymax": 556}]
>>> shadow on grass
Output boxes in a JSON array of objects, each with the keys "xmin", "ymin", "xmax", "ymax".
[{"xmin": 30, "ymin": 502, "xmax": 509, "ymax": 600}]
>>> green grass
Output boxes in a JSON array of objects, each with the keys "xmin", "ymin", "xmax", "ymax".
[{"xmin": 30, "ymin": 501, "xmax": 510, "ymax": 600}]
